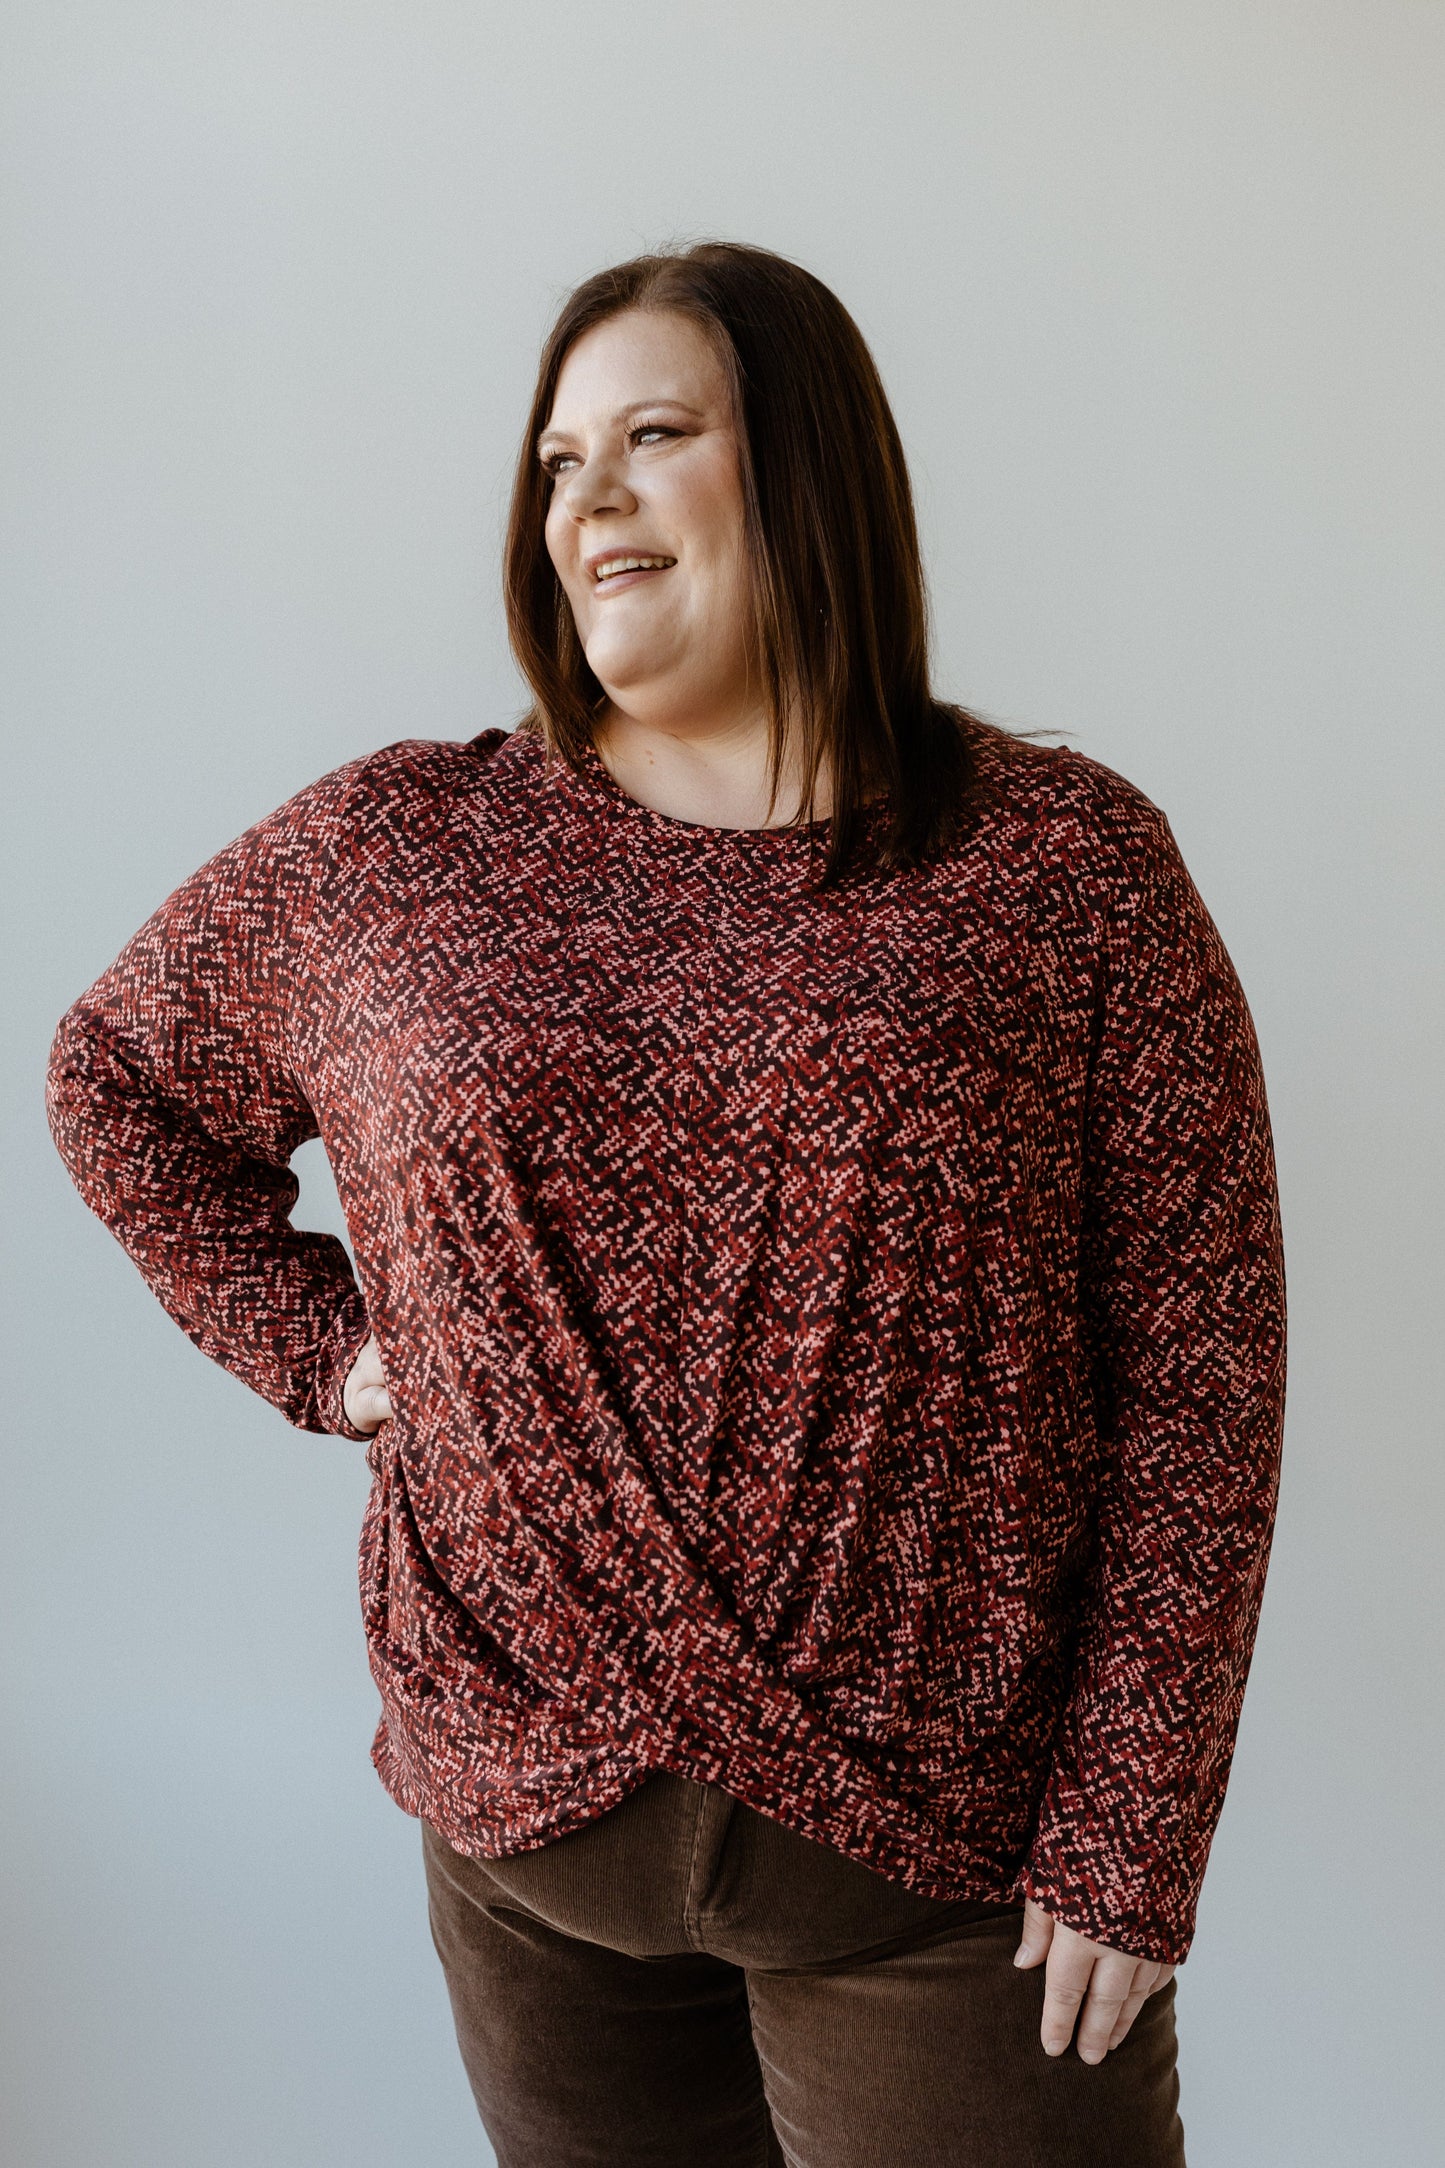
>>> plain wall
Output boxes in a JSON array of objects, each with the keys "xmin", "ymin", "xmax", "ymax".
[{"xmin": 5, "ymin": 3, "xmax": 1442, "ymax": 2162}]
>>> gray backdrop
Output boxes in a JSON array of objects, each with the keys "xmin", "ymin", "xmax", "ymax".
[{"xmin": 5, "ymin": 4, "xmax": 1442, "ymax": 2163}]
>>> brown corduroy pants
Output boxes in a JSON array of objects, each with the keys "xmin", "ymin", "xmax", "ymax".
[{"xmin": 421, "ymin": 1770, "xmax": 1186, "ymax": 2167}]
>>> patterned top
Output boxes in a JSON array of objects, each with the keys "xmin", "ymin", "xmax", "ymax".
[{"xmin": 45, "ymin": 720, "xmax": 1285, "ymax": 1965}]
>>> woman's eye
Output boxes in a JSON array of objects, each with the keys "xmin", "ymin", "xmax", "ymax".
[{"xmin": 539, "ymin": 427, "xmax": 675, "ymax": 476}]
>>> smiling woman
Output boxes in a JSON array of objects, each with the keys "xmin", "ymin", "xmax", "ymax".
[
  {"xmin": 45, "ymin": 239, "xmax": 1284, "ymax": 2168},
  {"xmin": 537, "ymin": 310, "xmax": 757, "ymax": 794},
  {"xmin": 505, "ymin": 243, "xmax": 979, "ymax": 861}
]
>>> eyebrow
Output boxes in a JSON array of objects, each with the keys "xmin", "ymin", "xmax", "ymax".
[{"xmin": 536, "ymin": 399, "xmax": 707, "ymax": 450}]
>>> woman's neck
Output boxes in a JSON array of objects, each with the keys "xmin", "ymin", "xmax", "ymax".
[{"xmin": 592, "ymin": 706, "xmax": 876, "ymax": 831}]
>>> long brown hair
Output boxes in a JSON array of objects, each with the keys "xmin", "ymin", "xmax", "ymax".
[{"xmin": 504, "ymin": 240, "xmax": 1004, "ymax": 887}]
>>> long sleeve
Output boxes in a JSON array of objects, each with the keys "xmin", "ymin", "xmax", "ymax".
[
  {"xmin": 1019, "ymin": 785, "xmax": 1287, "ymax": 1965},
  {"xmin": 45, "ymin": 759, "xmax": 375, "ymax": 1442}
]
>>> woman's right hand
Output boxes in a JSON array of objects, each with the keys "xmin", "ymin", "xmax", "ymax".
[{"xmin": 343, "ymin": 1332, "xmax": 393, "ymax": 1436}]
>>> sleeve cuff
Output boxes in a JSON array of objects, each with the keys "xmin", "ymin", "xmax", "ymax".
[{"xmin": 1018, "ymin": 1851, "xmax": 1197, "ymax": 1968}]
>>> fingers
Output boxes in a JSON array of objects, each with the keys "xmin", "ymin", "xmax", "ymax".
[
  {"xmin": 1071, "ymin": 1952, "xmax": 1147, "ymax": 2064},
  {"xmin": 355, "ymin": 1383, "xmax": 393, "ymax": 1430},
  {"xmin": 1012, "ymin": 1897, "xmax": 1055, "ymax": 1970},
  {"xmin": 1039, "ymin": 1927, "xmax": 1102, "ymax": 2057},
  {"xmin": 1031, "ymin": 1913, "xmax": 1173, "ymax": 2062},
  {"xmin": 1106, "ymin": 1976, "xmax": 1153, "ymax": 2053},
  {"xmin": 344, "ymin": 1334, "xmax": 393, "ymax": 1436},
  {"xmin": 1108, "ymin": 1963, "xmax": 1176, "ymax": 2051}
]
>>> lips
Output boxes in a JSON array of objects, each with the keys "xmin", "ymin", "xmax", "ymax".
[{"xmin": 585, "ymin": 551, "xmax": 677, "ymax": 587}]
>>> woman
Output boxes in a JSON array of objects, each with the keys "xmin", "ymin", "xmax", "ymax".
[{"xmin": 46, "ymin": 241, "xmax": 1285, "ymax": 2166}]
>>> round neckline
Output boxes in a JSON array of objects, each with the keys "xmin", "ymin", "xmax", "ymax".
[{"xmin": 569, "ymin": 729, "xmax": 889, "ymax": 847}]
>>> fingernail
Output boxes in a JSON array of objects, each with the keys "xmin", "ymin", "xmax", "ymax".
[
  {"xmin": 1043, "ymin": 2042, "xmax": 1063, "ymax": 2057},
  {"xmin": 1079, "ymin": 2048, "xmax": 1104, "ymax": 2065},
  {"xmin": 1012, "ymin": 1947, "xmax": 1031, "ymax": 1967}
]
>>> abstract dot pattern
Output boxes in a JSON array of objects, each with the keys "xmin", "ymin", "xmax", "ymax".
[{"xmin": 45, "ymin": 721, "xmax": 1285, "ymax": 1965}]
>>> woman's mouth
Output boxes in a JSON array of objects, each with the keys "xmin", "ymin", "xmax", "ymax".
[{"xmin": 590, "ymin": 554, "xmax": 677, "ymax": 592}]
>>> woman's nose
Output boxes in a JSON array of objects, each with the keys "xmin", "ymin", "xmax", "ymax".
[{"xmin": 556, "ymin": 449, "xmax": 637, "ymax": 522}]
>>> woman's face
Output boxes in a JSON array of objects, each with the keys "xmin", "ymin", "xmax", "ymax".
[{"xmin": 540, "ymin": 308, "xmax": 758, "ymax": 731}]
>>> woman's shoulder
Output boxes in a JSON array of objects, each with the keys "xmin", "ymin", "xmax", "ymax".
[
  {"xmin": 289, "ymin": 724, "xmax": 534, "ymax": 837},
  {"xmin": 961, "ymin": 718, "xmax": 1178, "ymax": 879},
  {"xmin": 925, "ymin": 720, "xmax": 1199, "ymax": 961},
  {"xmin": 335, "ymin": 723, "xmax": 521, "ymax": 794}
]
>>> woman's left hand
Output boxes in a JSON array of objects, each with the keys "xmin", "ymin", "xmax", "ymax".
[{"xmin": 1013, "ymin": 1897, "xmax": 1176, "ymax": 2062}]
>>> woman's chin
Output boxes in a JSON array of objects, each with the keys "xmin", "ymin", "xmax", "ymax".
[{"xmin": 581, "ymin": 644, "xmax": 677, "ymax": 704}]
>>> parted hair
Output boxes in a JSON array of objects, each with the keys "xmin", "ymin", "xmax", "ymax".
[{"xmin": 504, "ymin": 239, "xmax": 1003, "ymax": 886}]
